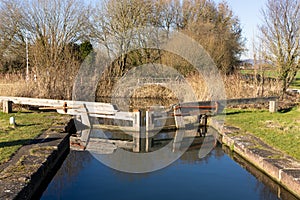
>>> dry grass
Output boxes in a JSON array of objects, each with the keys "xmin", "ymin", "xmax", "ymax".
[
  {"xmin": 0, "ymin": 73, "xmax": 75, "ymax": 99},
  {"xmin": 223, "ymin": 73, "xmax": 281, "ymax": 99},
  {"xmin": 0, "ymin": 74, "xmax": 40, "ymax": 97},
  {"xmin": 132, "ymin": 85, "xmax": 176, "ymax": 99},
  {"xmin": 0, "ymin": 72, "xmax": 282, "ymax": 103},
  {"xmin": 187, "ymin": 73, "xmax": 280, "ymax": 100},
  {"xmin": 0, "ymin": 74, "xmax": 25, "ymax": 96}
]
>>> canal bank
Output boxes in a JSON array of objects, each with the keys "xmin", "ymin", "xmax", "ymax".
[
  {"xmin": 211, "ymin": 118, "xmax": 300, "ymax": 199},
  {"xmin": 1, "ymin": 115, "xmax": 300, "ymax": 199},
  {"xmin": 0, "ymin": 118, "xmax": 73, "ymax": 200}
]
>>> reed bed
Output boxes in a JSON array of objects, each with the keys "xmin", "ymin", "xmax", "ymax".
[{"xmin": 0, "ymin": 72, "xmax": 282, "ymax": 103}]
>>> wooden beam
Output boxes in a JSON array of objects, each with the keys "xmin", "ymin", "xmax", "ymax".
[
  {"xmin": 225, "ymin": 96, "xmax": 279, "ymax": 106},
  {"xmin": 269, "ymin": 100, "xmax": 278, "ymax": 113},
  {"xmin": 2, "ymin": 100, "xmax": 12, "ymax": 113},
  {"xmin": 0, "ymin": 96, "xmax": 117, "ymax": 111},
  {"xmin": 175, "ymin": 96, "xmax": 279, "ymax": 114}
]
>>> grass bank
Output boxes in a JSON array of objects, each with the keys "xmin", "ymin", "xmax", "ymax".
[
  {"xmin": 0, "ymin": 110, "xmax": 68, "ymax": 164},
  {"xmin": 224, "ymin": 106, "xmax": 300, "ymax": 160}
]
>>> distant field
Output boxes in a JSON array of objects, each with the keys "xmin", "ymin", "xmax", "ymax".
[
  {"xmin": 240, "ymin": 69, "xmax": 300, "ymax": 89},
  {"xmin": 240, "ymin": 69, "xmax": 278, "ymax": 78},
  {"xmin": 290, "ymin": 71, "xmax": 300, "ymax": 89}
]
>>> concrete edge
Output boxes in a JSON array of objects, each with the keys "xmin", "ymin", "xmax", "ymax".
[
  {"xmin": 0, "ymin": 118, "xmax": 74, "ymax": 200},
  {"xmin": 16, "ymin": 132, "xmax": 71, "ymax": 200},
  {"xmin": 210, "ymin": 118, "xmax": 300, "ymax": 199}
]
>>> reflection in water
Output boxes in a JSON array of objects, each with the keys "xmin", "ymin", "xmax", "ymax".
[
  {"xmin": 226, "ymin": 148, "xmax": 299, "ymax": 200},
  {"xmin": 41, "ymin": 131, "xmax": 298, "ymax": 200},
  {"xmin": 80, "ymin": 127, "xmax": 215, "ymax": 173}
]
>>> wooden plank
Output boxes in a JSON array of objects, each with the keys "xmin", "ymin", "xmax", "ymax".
[
  {"xmin": 79, "ymin": 104, "xmax": 92, "ymax": 147},
  {"xmin": 86, "ymin": 140, "xmax": 117, "ymax": 154},
  {"xmin": 133, "ymin": 131, "xmax": 140, "ymax": 152},
  {"xmin": 2, "ymin": 100, "xmax": 12, "ymax": 113},
  {"xmin": 80, "ymin": 129, "xmax": 91, "ymax": 147},
  {"xmin": 269, "ymin": 100, "xmax": 278, "ymax": 113},
  {"xmin": 179, "ymin": 96, "xmax": 278, "ymax": 107},
  {"xmin": 73, "ymin": 111, "xmax": 136, "ymax": 122},
  {"xmin": 145, "ymin": 111, "xmax": 153, "ymax": 132},
  {"xmin": 56, "ymin": 108, "xmax": 117, "ymax": 116},
  {"xmin": 0, "ymin": 96, "xmax": 278, "ymax": 112},
  {"xmin": 175, "ymin": 96, "xmax": 278, "ymax": 114},
  {"xmin": 87, "ymin": 138, "xmax": 133, "ymax": 149},
  {"xmin": 92, "ymin": 125, "xmax": 140, "ymax": 132},
  {"xmin": 225, "ymin": 96, "xmax": 278, "ymax": 106},
  {"xmin": 173, "ymin": 106, "xmax": 184, "ymax": 129},
  {"xmin": 173, "ymin": 129, "xmax": 185, "ymax": 152},
  {"xmin": 132, "ymin": 110, "xmax": 141, "ymax": 132},
  {"xmin": 0, "ymin": 96, "xmax": 118, "ymax": 113}
]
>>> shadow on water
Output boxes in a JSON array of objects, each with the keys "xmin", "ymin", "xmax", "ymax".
[{"xmin": 223, "ymin": 146, "xmax": 299, "ymax": 200}]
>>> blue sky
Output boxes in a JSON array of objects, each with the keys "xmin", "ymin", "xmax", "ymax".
[{"xmin": 214, "ymin": 0, "xmax": 267, "ymax": 59}]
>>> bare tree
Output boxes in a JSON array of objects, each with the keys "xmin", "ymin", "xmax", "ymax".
[
  {"xmin": 22, "ymin": 0, "xmax": 91, "ymax": 98},
  {"xmin": 92, "ymin": 0, "xmax": 159, "ymax": 77},
  {"xmin": 0, "ymin": 0, "xmax": 92, "ymax": 98},
  {"xmin": 92, "ymin": 0, "xmax": 244, "ymax": 76},
  {"xmin": 259, "ymin": 0, "xmax": 300, "ymax": 96},
  {"xmin": 0, "ymin": 0, "xmax": 26, "ymax": 72}
]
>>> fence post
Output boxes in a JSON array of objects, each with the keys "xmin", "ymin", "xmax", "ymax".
[
  {"xmin": 146, "ymin": 110, "xmax": 155, "ymax": 132},
  {"xmin": 145, "ymin": 110, "xmax": 154, "ymax": 152},
  {"xmin": 173, "ymin": 105, "xmax": 184, "ymax": 129},
  {"xmin": 269, "ymin": 100, "xmax": 278, "ymax": 113},
  {"xmin": 173, "ymin": 129, "xmax": 184, "ymax": 152},
  {"xmin": 3, "ymin": 100, "xmax": 13, "ymax": 113},
  {"xmin": 80, "ymin": 104, "xmax": 92, "ymax": 148},
  {"xmin": 133, "ymin": 110, "xmax": 141, "ymax": 152}
]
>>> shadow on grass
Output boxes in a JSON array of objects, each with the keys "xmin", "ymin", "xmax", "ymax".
[
  {"xmin": 10, "ymin": 111, "xmax": 34, "ymax": 114},
  {"xmin": 0, "ymin": 137, "xmax": 60, "ymax": 148},
  {"xmin": 278, "ymin": 107, "xmax": 294, "ymax": 113},
  {"xmin": 17, "ymin": 123, "xmax": 41, "ymax": 127},
  {"xmin": 219, "ymin": 110, "xmax": 254, "ymax": 116}
]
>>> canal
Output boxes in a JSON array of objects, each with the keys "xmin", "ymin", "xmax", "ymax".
[{"xmin": 40, "ymin": 129, "xmax": 298, "ymax": 200}]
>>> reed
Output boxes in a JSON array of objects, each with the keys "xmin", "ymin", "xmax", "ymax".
[{"xmin": 0, "ymin": 72, "xmax": 282, "ymax": 102}]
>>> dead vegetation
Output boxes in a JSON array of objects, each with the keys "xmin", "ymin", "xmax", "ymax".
[{"xmin": 0, "ymin": 72, "xmax": 284, "ymax": 100}]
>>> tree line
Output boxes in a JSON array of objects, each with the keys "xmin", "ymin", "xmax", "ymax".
[{"xmin": 0, "ymin": 0, "xmax": 298, "ymax": 99}]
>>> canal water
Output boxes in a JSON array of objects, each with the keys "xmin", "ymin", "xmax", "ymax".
[{"xmin": 40, "ymin": 134, "xmax": 298, "ymax": 200}]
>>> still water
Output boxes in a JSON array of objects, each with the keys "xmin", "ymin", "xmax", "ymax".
[{"xmin": 40, "ymin": 138, "xmax": 298, "ymax": 200}]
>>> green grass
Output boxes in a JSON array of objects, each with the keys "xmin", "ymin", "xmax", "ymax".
[
  {"xmin": 0, "ymin": 110, "xmax": 67, "ymax": 164},
  {"xmin": 240, "ymin": 69, "xmax": 278, "ymax": 78},
  {"xmin": 224, "ymin": 107, "xmax": 300, "ymax": 160}
]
